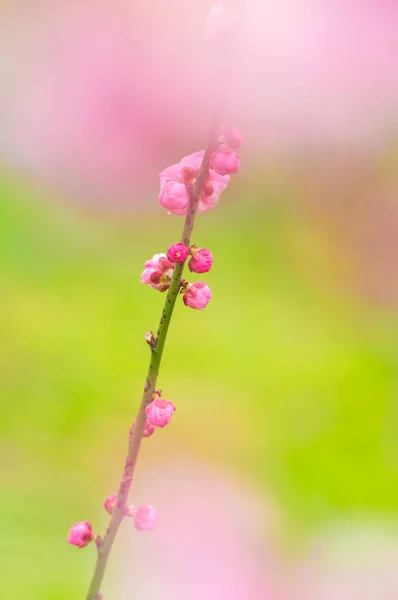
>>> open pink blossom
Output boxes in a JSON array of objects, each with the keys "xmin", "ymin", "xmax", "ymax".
[
  {"xmin": 159, "ymin": 150, "xmax": 230, "ymax": 216},
  {"xmin": 167, "ymin": 242, "xmax": 189, "ymax": 264},
  {"xmin": 132, "ymin": 504, "xmax": 159, "ymax": 532},
  {"xmin": 211, "ymin": 148, "xmax": 240, "ymax": 175},
  {"xmin": 140, "ymin": 253, "xmax": 174, "ymax": 292},
  {"xmin": 188, "ymin": 248, "xmax": 213, "ymax": 273},
  {"xmin": 183, "ymin": 281, "xmax": 212, "ymax": 310},
  {"xmin": 204, "ymin": 1, "xmax": 237, "ymax": 40},
  {"xmin": 146, "ymin": 398, "xmax": 176, "ymax": 428},
  {"xmin": 68, "ymin": 521, "xmax": 95, "ymax": 548}
]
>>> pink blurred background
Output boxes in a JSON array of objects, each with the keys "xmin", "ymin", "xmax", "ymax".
[{"xmin": 1, "ymin": 0, "xmax": 398, "ymax": 192}]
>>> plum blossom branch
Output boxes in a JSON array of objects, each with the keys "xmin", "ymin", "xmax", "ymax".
[
  {"xmin": 82, "ymin": 120, "xmax": 244, "ymax": 600},
  {"xmin": 66, "ymin": 4, "xmax": 242, "ymax": 599}
]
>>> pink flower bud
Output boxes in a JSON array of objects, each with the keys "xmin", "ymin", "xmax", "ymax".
[
  {"xmin": 211, "ymin": 148, "xmax": 240, "ymax": 175},
  {"xmin": 159, "ymin": 180, "xmax": 189, "ymax": 214},
  {"xmin": 143, "ymin": 419, "xmax": 155, "ymax": 438},
  {"xmin": 145, "ymin": 398, "xmax": 176, "ymax": 428},
  {"xmin": 219, "ymin": 127, "xmax": 244, "ymax": 149},
  {"xmin": 167, "ymin": 242, "xmax": 189, "ymax": 264},
  {"xmin": 104, "ymin": 494, "xmax": 117, "ymax": 515},
  {"xmin": 68, "ymin": 521, "xmax": 95, "ymax": 548},
  {"xmin": 188, "ymin": 248, "xmax": 213, "ymax": 273},
  {"xmin": 141, "ymin": 253, "xmax": 174, "ymax": 292},
  {"xmin": 132, "ymin": 504, "xmax": 159, "ymax": 532},
  {"xmin": 183, "ymin": 282, "xmax": 212, "ymax": 310},
  {"xmin": 204, "ymin": 1, "xmax": 237, "ymax": 40}
]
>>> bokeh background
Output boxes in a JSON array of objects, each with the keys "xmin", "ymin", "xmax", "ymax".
[{"xmin": 1, "ymin": 1, "xmax": 398, "ymax": 599}]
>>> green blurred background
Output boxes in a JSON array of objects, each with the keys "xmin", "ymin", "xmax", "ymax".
[{"xmin": 2, "ymin": 162, "xmax": 397, "ymax": 598}]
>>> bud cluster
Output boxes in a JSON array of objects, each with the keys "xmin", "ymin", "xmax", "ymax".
[
  {"xmin": 68, "ymin": 501, "xmax": 159, "ymax": 547},
  {"xmin": 141, "ymin": 242, "xmax": 214, "ymax": 310},
  {"xmin": 158, "ymin": 127, "xmax": 242, "ymax": 217}
]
